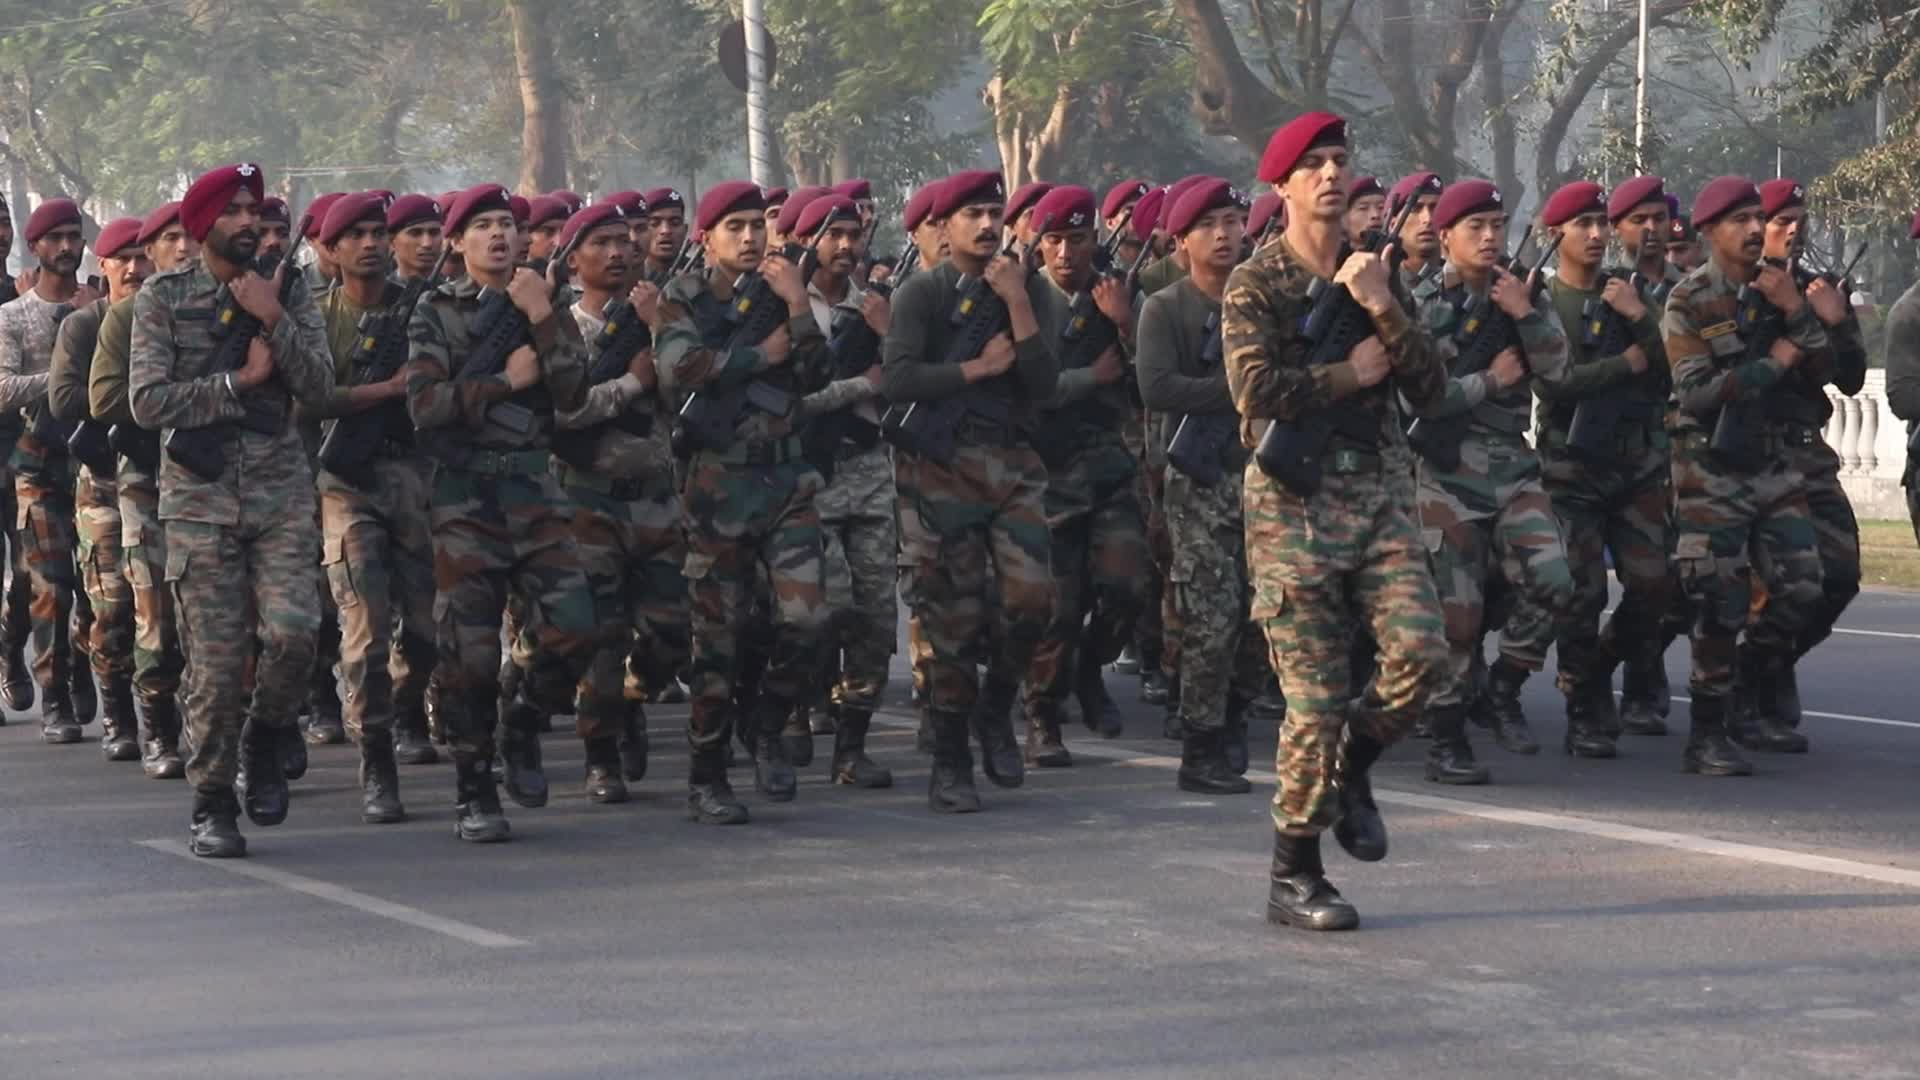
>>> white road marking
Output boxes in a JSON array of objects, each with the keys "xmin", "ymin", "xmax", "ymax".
[
  {"xmin": 1830, "ymin": 626, "xmax": 1920, "ymax": 642},
  {"xmin": 134, "ymin": 839, "xmax": 530, "ymax": 947},
  {"xmin": 1663, "ymin": 694, "xmax": 1920, "ymax": 731}
]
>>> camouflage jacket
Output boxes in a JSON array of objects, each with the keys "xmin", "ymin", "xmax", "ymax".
[
  {"xmin": 560, "ymin": 299, "xmax": 674, "ymax": 482},
  {"xmin": 50, "ymin": 297, "xmax": 110, "ymax": 423},
  {"xmin": 405, "ymin": 274, "xmax": 588, "ymax": 458},
  {"xmin": 799, "ymin": 279, "xmax": 883, "ymax": 425},
  {"xmin": 879, "ymin": 259, "xmax": 1065, "ymax": 434},
  {"xmin": 1412, "ymin": 263, "xmax": 1574, "ymax": 438},
  {"xmin": 128, "ymin": 260, "xmax": 335, "ymax": 524},
  {"xmin": 654, "ymin": 269, "xmax": 830, "ymax": 446},
  {"xmin": 1221, "ymin": 234, "xmax": 1445, "ymax": 455},
  {"xmin": 1661, "ymin": 259, "xmax": 1834, "ymax": 438},
  {"xmin": 0, "ymin": 290, "xmax": 74, "ymax": 472}
]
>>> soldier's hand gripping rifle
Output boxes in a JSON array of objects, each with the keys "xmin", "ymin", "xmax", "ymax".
[
  {"xmin": 164, "ymin": 237, "xmax": 304, "ymax": 481},
  {"xmin": 1564, "ymin": 266, "xmax": 1647, "ymax": 460},
  {"xmin": 1164, "ymin": 311, "xmax": 1239, "ymax": 487},
  {"xmin": 670, "ymin": 243, "xmax": 817, "ymax": 457},
  {"xmin": 449, "ymin": 259, "xmax": 576, "ymax": 438},
  {"xmin": 1253, "ymin": 195, "xmax": 1419, "ymax": 496},
  {"xmin": 315, "ymin": 245, "xmax": 452, "ymax": 483},
  {"xmin": 551, "ymin": 278, "xmax": 661, "ymax": 469}
]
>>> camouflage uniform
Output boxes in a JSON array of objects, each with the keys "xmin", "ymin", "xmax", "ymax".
[
  {"xmin": 406, "ymin": 275, "xmax": 597, "ymax": 803},
  {"xmin": 128, "ymin": 261, "xmax": 336, "ymax": 794},
  {"xmin": 880, "ymin": 260, "xmax": 1064, "ymax": 802},
  {"xmin": 655, "ymin": 271, "xmax": 831, "ymax": 804},
  {"xmin": 1222, "ymin": 235, "xmax": 1449, "ymax": 836},
  {"xmin": 1620, "ymin": 260, "xmax": 1692, "ymax": 731},
  {"xmin": 1535, "ymin": 276, "xmax": 1674, "ymax": 727},
  {"xmin": 1410, "ymin": 267, "xmax": 1576, "ymax": 715},
  {"xmin": 89, "ymin": 297, "xmax": 185, "ymax": 760},
  {"xmin": 1662, "ymin": 260, "xmax": 1828, "ymax": 762},
  {"xmin": 0, "ymin": 290, "xmax": 86, "ymax": 734}
]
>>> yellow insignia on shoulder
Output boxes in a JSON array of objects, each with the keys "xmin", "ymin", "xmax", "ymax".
[{"xmin": 1698, "ymin": 320, "xmax": 1737, "ymax": 340}]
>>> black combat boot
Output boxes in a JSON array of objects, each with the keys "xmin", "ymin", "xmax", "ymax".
[
  {"xmin": 970, "ymin": 677, "xmax": 1025, "ymax": 789},
  {"xmin": 686, "ymin": 747, "xmax": 749, "ymax": 825},
  {"xmin": 1223, "ymin": 695, "xmax": 1251, "ymax": 776},
  {"xmin": 618, "ymin": 704, "xmax": 649, "ymax": 782},
  {"xmin": 583, "ymin": 736, "xmax": 628, "ymax": 804},
  {"xmin": 1423, "ymin": 704, "xmax": 1491, "ymax": 785},
  {"xmin": 99, "ymin": 676, "xmax": 140, "ymax": 762},
  {"xmin": 0, "ymin": 624, "xmax": 32, "ymax": 712},
  {"xmin": 1734, "ymin": 649, "xmax": 1809, "ymax": 753},
  {"xmin": 303, "ymin": 678, "xmax": 346, "ymax": 745},
  {"xmin": 1619, "ymin": 651, "xmax": 1669, "ymax": 735},
  {"xmin": 1025, "ymin": 700, "xmax": 1073, "ymax": 768},
  {"xmin": 1331, "ymin": 730, "xmax": 1389, "ymax": 862},
  {"xmin": 1266, "ymin": 832, "xmax": 1358, "ymax": 931},
  {"xmin": 359, "ymin": 729, "xmax": 406, "ymax": 824},
  {"xmin": 277, "ymin": 722, "xmax": 309, "ymax": 781},
  {"xmin": 1564, "ymin": 687, "xmax": 1620, "ymax": 758},
  {"xmin": 927, "ymin": 709, "xmax": 982, "ymax": 814},
  {"xmin": 1076, "ymin": 659, "xmax": 1124, "ymax": 739},
  {"xmin": 394, "ymin": 702, "xmax": 439, "ymax": 765},
  {"xmin": 453, "ymin": 751, "xmax": 511, "ymax": 842},
  {"xmin": 39, "ymin": 683, "xmax": 81, "ymax": 744},
  {"xmin": 1177, "ymin": 727, "xmax": 1252, "ymax": 795},
  {"xmin": 1161, "ymin": 672, "xmax": 1183, "ymax": 740},
  {"xmin": 70, "ymin": 645, "xmax": 98, "ymax": 725},
  {"xmin": 496, "ymin": 687, "xmax": 550, "ymax": 808},
  {"xmin": 780, "ymin": 706, "xmax": 814, "ymax": 768},
  {"xmin": 240, "ymin": 722, "xmax": 290, "ymax": 826},
  {"xmin": 1483, "ymin": 657, "xmax": 1539, "ymax": 755},
  {"xmin": 752, "ymin": 696, "xmax": 797, "ymax": 801},
  {"xmin": 830, "ymin": 707, "xmax": 893, "ymax": 788},
  {"xmin": 189, "ymin": 786, "xmax": 247, "ymax": 858},
  {"xmin": 140, "ymin": 697, "xmax": 185, "ymax": 780},
  {"xmin": 1681, "ymin": 694, "xmax": 1753, "ymax": 777}
]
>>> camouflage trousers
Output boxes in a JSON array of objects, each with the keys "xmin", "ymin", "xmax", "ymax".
[
  {"xmin": 681, "ymin": 453, "xmax": 827, "ymax": 753},
  {"xmin": 897, "ymin": 443, "xmax": 1056, "ymax": 716},
  {"xmin": 75, "ymin": 467, "xmax": 134, "ymax": 682},
  {"xmin": 1751, "ymin": 438, "xmax": 1858, "ymax": 661},
  {"xmin": 0, "ymin": 465, "xmax": 29, "ymax": 652},
  {"xmin": 117, "ymin": 478, "xmax": 182, "ymax": 707},
  {"xmin": 1026, "ymin": 440, "xmax": 1147, "ymax": 716},
  {"xmin": 816, "ymin": 446, "xmax": 896, "ymax": 712},
  {"xmin": 1670, "ymin": 435, "xmax": 1823, "ymax": 697},
  {"xmin": 1417, "ymin": 446, "xmax": 1574, "ymax": 708},
  {"xmin": 1244, "ymin": 457, "xmax": 1447, "ymax": 836},
  {"xmin": 430, "ymin": 462, "xmax": 598, "ymax": 756},
  {"xmin": 320, "ymin": 458, "xmax": 437, "ymax": 741},
  {"xmin": 165, "ymin": 493, "xmax": 322, "ymax": 790},
  {"xmin": 515, "ymin": 475, "xmax": 686, "ymax": 740},
  {"xmin": 1163, "ymin": 466, "xmax": 1268, "ymax": 734},
  {"xmin": 1132, "ymin": 415, "xmax": 1172, "ymax": 674},
  {"xmin": 1540, "ymin": 444, "xmax": 1673, "ymax": 700},
  {"xmin": 15, "ymin": 467, "xmax": 77, "ymax": 696}
]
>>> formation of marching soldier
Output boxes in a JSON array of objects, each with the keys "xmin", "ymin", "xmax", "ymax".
[{"xmin": 0, "ymin": 105, "xmax": 1892, "ymax": 931}]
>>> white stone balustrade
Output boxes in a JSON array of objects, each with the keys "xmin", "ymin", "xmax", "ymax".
[{"xmin": 1826, "ymin": 370, "xmax": 1908, "ymax": 520}]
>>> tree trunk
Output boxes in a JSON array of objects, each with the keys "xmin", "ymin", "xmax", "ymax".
[
  {"xmin": 1482, "ymin": 3, "xmax": 1523, "ymax": 204},
  {"xmin": 510, "ymin": 0, "xmax": 568, "ymax": 195},
  {"xmin": 1173, "ymin": 0, "xmax": 1291, "ymax": 153},
  {"xmin": 1532, "ymin": 0, "xmax": 1700, "ymax": 200}
]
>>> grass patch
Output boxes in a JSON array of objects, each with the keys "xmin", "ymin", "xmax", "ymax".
[{"xmin": 1860, "ymin": 519, "xmax": 1920, "ymax": 590}]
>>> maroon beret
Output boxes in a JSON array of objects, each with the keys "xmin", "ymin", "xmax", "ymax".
[
  {"xmin": 641, "ymin": 187, "xmax": 685, "ymax": 213},
  {"xmin": 437, "ymin": 190, "xmax": 462, "ymax": 210},
  {"xmin": 542, "ymin": 190, "xmax": 584, "ymax": 215},
  {"xmin": 1691, "ymin": 176, "xmax": 1760, "ymax": 229},
  {"xmin": 932, "ymin": 170, "xmax": 1005, "ymax": 220},
  {"xmin": 556, "ymin": 202, "xmax": 627, "ymax": 256},
  {"xmin": 1166, "ymin": 179, "xmax": 1249, "ymax": 237},
  {"xmin": 317, "ymin": 191, "xmax": 389, "ymax": 246},
  {"xmin": 180, "ymin": 163, "xmax": 266, "ymax": 242},
  {"xmin": 93, "ymin": 217, "xmax": 144, "ymax": 260},
  {"xmin": 831, "ymin": 178, "xmax": 872, "ymax": 201},
  {"xmin": 903, "ymin": 182, "xmax": 942, "ymax": 231},
  {"xmin": 1257, "ymin": 112, "xmax": 1345, "ymax": 183},
  {"xmin": 1606, "ymin": 175, "xmax": 1666, "ymax": 223},
  {"xmin": 695, "ymin": 180, "xmax": 767, "ymax": 233},
  {"xmin": 1759, "ymin": 178, "xmax": 1806, "ymax": 218},
  {"xmin": 445, "ymin": 184, "xmax": 516, "ymax": 235},
  {"xmin": 598, "ymin": 190, "xmax": 648, "ymax": 215},
  {"xmin": 1247, "ymin": 192, "xmax": 1284, "ymax": 239},
  {"xmin": 1159, "ymin": 176, "xmax": 1214, "ymax": 230},
  {"xmin": 1389, "ymin": 171, "xmax": 1445, "ymax": 215},
  {"xmin": 1030, "ymin": 185, "xmax": 1098, "ymax": 235},
  {"xmin": 1102, "ymin": 179, "xmax": 1150, "ymax": 220},
  {"xmin": 366, "ymin": 189, "xmax": 396, "ymax": 204},
  {"xmin": 1129, "ymin": 187, "xmax": 1168, "ymax": 242},
  {"xmin": 793, "ymin": 194, "xmax": 861, "ymax": 241},
  {"xmin": 526, "ymin": 195, "xmax": 570, "ymax": 229},
  {"xmin": 299, "ymin": 193, "xmax": 345, "ymax": 240},
  {"xmin": 1668, "ymin": 216, "xmax": 1694, "ymax": 243},
  {"xmin": 774, "ymin": 186, "xmax": 833, "ymax": 235},
  {"xmin": 386, "ymin": 193, "xmax": 443, "ymax": 232},
  {"xmin": 761, "ymin": 186, "xmax": 789, "ymax": 206},
  {"xmin": 1347, "ymin": 176, "xmax": 1385, "ymax": 203},
  {"xmin": 257, "ymin": 196, "xmax": 290, "ymax": 224},
  {"xmin": 1432, "ymin": 180, "xmax": 1505, "ymax": 231},
  {"xmin": 1540, "ymin": 181, "xmax": 1607, "ymax": 228},
  {"xmin": 508, "ymin": 194, "xmax": 531, "ymax": 224},
  {"xmin": 1666, "ymin": 193, "xmax": 1682, "ymax": 219},
  {"xmin": 137, "ymin": 201, "xmax": 184, "ymax": 246},
  {"xmin": 24, "ymin": 198, "xmax": 82, "ymax": 246},
  {"xmin": 1006, "ymin": 181, "xmax": 1054, "ymax": 224}
]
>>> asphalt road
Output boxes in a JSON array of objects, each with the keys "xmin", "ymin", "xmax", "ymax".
[{"xmin": 3, "ymin": 590, "xmax": 1918, "ymax": 1079}]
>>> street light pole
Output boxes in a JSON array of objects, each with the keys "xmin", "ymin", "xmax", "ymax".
[{"xmin": 743, "ymin": 0, "xmax": 773, "ymax": 186}]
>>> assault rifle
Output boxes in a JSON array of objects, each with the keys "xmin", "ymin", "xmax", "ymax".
[
  {"xmin": 164, "ymin": 237, "xmax": 304, "ymax": 481},
  {"xmin": 315, "ymin": 245, "xmax": 452, "ymax": 482},
  {"xmin": 1253, "ymin": 195, "xmax": 1420, "ymax": 495},
  {"xmin": 880, "ymin": 240, "xmax": 1029, "ymax": 466},
  {"xmin": 1164, "ymin": 311, "xmax": 1238, "ymax": 487},
  {"xmin": 669, "ymin": 243, "xmax": 816, "ymax": 457},
  {"xmin": 552, "ymin": 281, "xmax": 660, "ymax": 470},
  {"xmin": 450, "ymin": 260, "xmax": 574, "ymax": 438},
  {"xmin": 1564, "ymin": 269, "xmax": 1648, "ymax": 461}
]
